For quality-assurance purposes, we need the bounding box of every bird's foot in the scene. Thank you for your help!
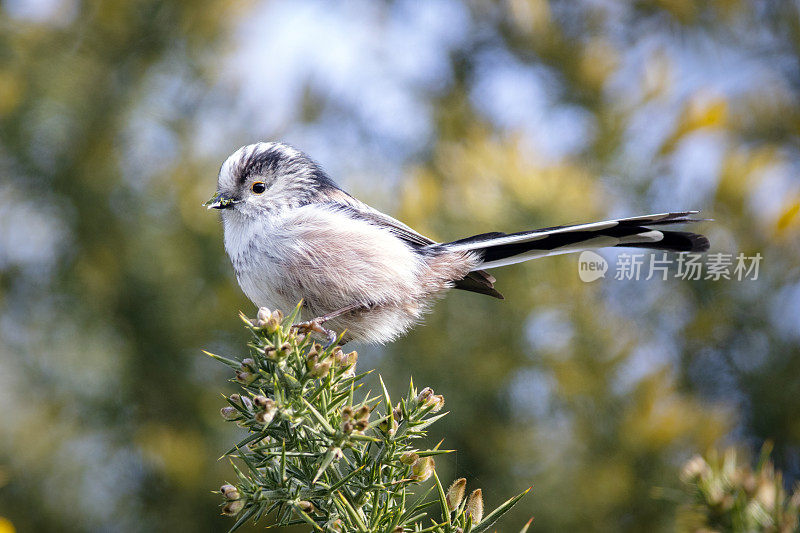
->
[293,319,339,348]
[292,303,364,348]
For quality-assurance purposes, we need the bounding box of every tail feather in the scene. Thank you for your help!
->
[454,270,505,299]
[623,231,709,253]
[438,211,710,272]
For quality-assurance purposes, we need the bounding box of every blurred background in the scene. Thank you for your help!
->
[1,0,799,531]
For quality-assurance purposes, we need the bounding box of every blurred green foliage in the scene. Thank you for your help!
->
[0,0,799,532]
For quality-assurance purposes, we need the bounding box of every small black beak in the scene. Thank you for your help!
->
[204,191,240,210]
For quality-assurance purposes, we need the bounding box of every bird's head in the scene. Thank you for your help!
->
[205,142,340,217]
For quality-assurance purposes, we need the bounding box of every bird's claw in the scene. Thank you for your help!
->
[293,319,339,348]
[294,319,325,334]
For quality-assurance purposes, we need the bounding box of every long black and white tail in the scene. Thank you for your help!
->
[444,211,709,269]
[435,212,709,299]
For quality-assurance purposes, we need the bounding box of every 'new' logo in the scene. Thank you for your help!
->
[578,251,608,282]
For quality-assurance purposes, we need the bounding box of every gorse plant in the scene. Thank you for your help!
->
[208,303,531,532]
[678,444,800,532]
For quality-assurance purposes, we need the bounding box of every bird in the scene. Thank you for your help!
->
[206,142,709,345]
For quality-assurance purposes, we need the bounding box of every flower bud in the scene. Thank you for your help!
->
[356,405,370,420]
[341,351,358,377]
[220,406,238,420]
[416,387,444,412]
[333,348,356,368]
[310,359,332,378]
[466,489,483,523]
[222,499,244,516]
[305,351,318,371]
[220,484,240,500]
[342,406,354,421]
[400,451,419,465]
[428,395,445,412]
[255,408,276,426]
[264,316,281,334]
[240,395,253,410]
[354,419,368,432]
[229,394,241,403]
[411,456,435,482]
[446,478,466,511]
[267,344,290,360]
[331,346,344,361]
[297,500,314,512]
[680,455,710,483]
[341,420,354,434]
[241,358,255,371]
[256,307,271,327]
[416,387,433,404]
[253,395,270,409]
[306,344,322,361]
[235,371,256,384]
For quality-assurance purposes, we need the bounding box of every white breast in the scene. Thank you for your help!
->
[222,211,290,310]
[221,205,424,314]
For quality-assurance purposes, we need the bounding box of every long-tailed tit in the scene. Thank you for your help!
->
[206,142,709,344]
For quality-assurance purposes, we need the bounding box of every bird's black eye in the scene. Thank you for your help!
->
[251,181,266,194]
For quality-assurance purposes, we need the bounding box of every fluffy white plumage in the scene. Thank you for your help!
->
[223,203,467,343]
